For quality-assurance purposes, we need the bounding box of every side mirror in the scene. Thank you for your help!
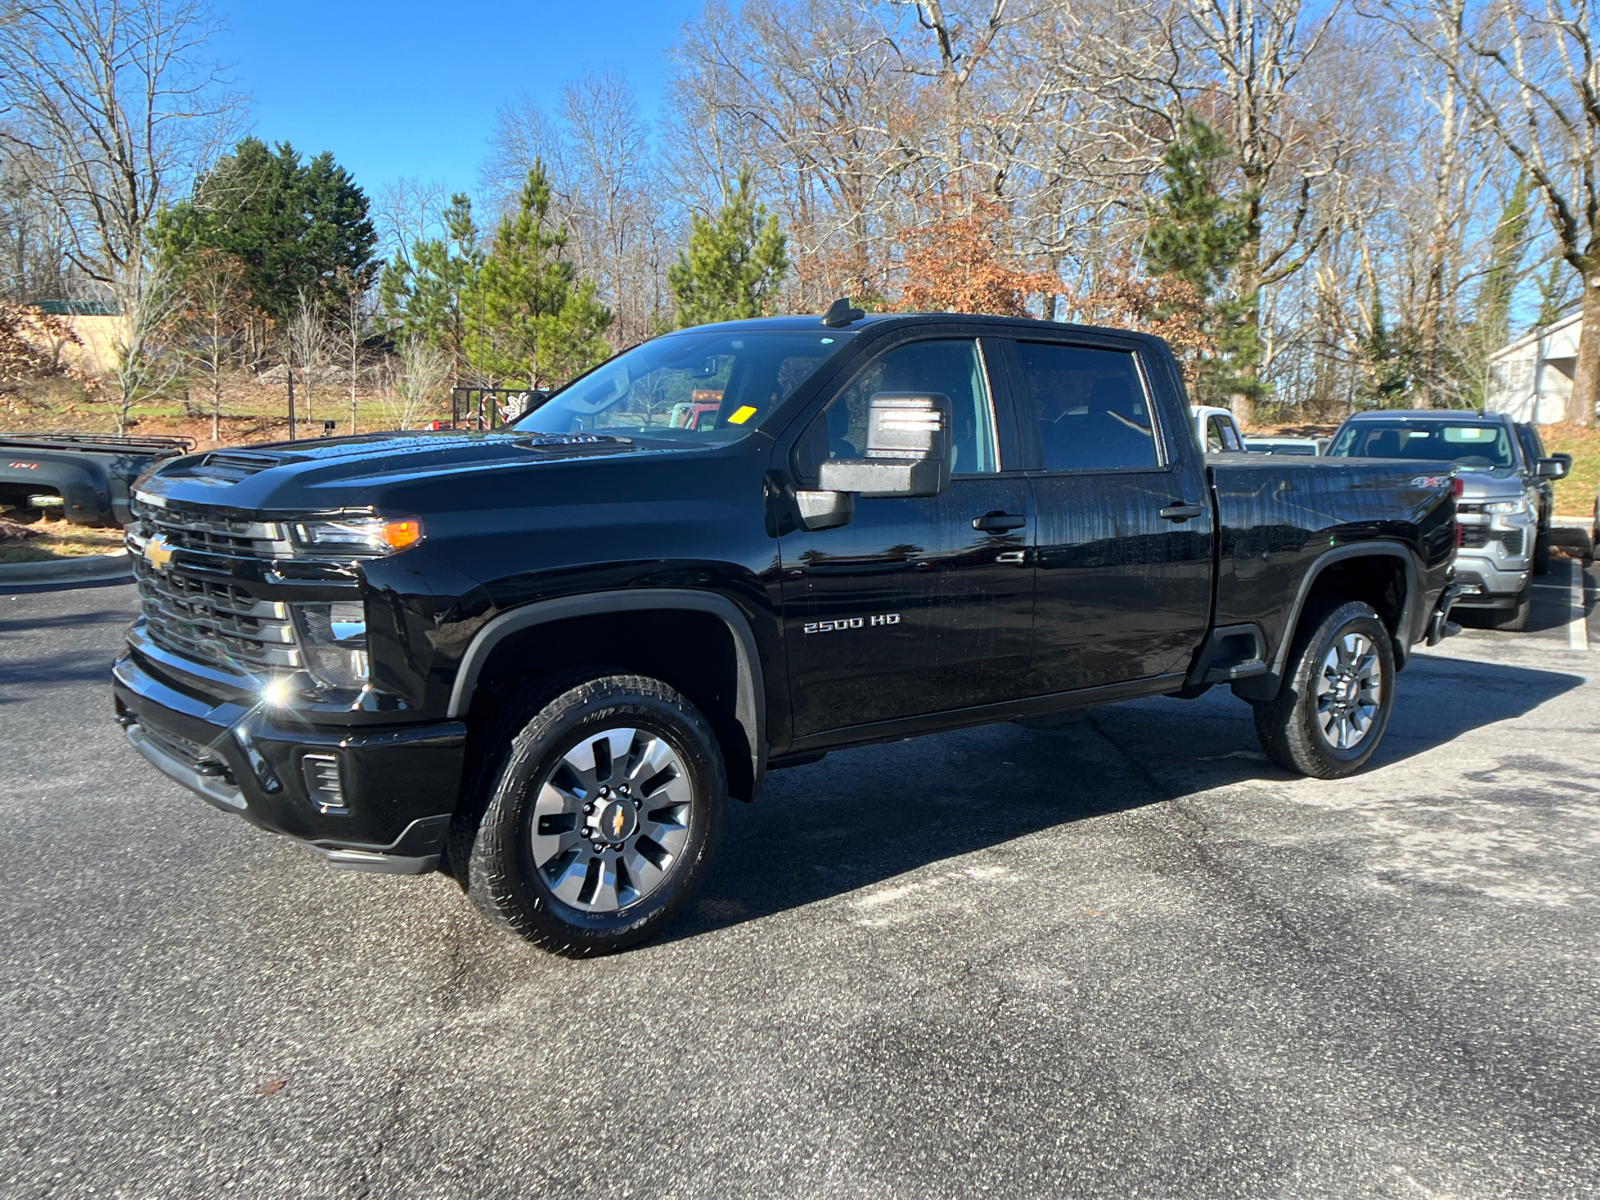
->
[817,392,953,499]
[1535,456,1568,479]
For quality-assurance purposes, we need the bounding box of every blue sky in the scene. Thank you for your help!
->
[212,1,703,196]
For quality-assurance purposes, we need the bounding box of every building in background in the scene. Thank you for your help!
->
[28,299,121,374]
[1487,310,1582,424]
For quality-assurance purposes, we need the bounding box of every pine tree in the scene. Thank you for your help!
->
[668,167,788,327]
[464,164,611,388]
[1141,115,1262,409]
[379,193,484,377]
[1464,175,1532,408]
[153,137,377,323]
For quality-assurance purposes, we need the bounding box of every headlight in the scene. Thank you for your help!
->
[294,601,369,689]
[291,515,423,555]
[1483,498,1529,516]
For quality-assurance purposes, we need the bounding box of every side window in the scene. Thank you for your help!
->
[800,339,997,479]
[1014,342,1160,471]
[1209,415,1242,452]
[1516,425,1540,467]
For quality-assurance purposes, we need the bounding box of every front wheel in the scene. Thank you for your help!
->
[1253,601,1396,778]
[464,673,725,956]
[1489,587,1532,632]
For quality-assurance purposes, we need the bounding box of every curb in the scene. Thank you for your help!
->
[0,549,132,587]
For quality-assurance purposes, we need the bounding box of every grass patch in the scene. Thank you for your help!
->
[0,518,126,564]
[1541,426,1600,518]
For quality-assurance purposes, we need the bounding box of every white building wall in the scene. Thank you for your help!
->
[1487,310,1581,424]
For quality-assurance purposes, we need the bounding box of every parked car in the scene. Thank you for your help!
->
[114,309,1458,956]
[1244,436,1322,456]
[1327,409,1566,631]
[1514,422,1572,573]
[1192,403,1246,452]
[0,433,192,526]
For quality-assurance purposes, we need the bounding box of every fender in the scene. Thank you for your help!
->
[1238,542,1424,703]
[446,587,767,800]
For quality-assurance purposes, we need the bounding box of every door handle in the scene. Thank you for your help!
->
[995,550,1027,565]
[973,511,1027,532]
[1160,501,1204,522]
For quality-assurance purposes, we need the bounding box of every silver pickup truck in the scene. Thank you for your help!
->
[1327,410,1568,630]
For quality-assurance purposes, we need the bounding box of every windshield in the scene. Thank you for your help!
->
[1329,419,1515,469]
[514,329,858,445]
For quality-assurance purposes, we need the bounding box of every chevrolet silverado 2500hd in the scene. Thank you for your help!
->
[113,308,1460,955]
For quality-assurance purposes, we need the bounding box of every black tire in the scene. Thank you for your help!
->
[460,672,725,957]
[1489,587,1532,632]
[1533,531,1552,575]
[1253,601,1396,779]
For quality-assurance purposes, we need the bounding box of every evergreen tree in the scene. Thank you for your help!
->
[378,193,484,376]
[153,137,377,323]
[1141,115,1262,408]
[668,167,788,327]
[464,164,611,387]
[1359,293,1413,406]
[1464,176,1532,408]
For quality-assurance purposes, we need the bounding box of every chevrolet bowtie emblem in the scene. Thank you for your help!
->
[610,808,626,838]
[142,533,175,573]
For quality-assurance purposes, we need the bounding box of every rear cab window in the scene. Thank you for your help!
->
[1010,341,1163,472]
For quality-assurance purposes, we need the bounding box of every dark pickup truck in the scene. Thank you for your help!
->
[113,309,1460,955]
[1,433,192,525]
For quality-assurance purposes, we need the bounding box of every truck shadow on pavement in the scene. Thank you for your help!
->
[0,606,133,703]
[668,652,1584,941]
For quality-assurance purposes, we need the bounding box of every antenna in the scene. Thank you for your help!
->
[820,297,866,328]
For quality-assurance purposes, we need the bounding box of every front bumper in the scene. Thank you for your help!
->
[112,649,466,874]
[1450,556,1530,609]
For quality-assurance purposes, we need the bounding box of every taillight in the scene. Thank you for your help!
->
[1452,475,1464,547]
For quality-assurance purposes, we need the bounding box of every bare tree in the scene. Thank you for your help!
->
[379,338,449,430]
[108,257,182,436]
[288,290,332,434]
[1364,0,1600,425]
[0,0,241,305]
[177,247,247,442]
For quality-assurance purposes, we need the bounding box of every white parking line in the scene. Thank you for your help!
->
[1571,558,1590,652]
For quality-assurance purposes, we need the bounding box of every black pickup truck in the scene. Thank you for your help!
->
[112,309,1459,955]
[1,433,192,525]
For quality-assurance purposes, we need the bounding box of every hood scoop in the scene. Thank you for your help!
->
[184,449,295,483]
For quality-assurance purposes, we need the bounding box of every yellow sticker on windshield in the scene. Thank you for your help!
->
[727,405,759,425]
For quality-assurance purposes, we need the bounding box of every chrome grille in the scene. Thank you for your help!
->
[129,503,301,672]
[133,502,290,568]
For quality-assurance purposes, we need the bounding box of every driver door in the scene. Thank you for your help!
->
[779,336,1034,738]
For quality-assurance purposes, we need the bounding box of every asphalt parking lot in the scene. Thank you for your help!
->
[1,567,1597,1199]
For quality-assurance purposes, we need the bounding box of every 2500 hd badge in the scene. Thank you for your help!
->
[805,613,901,634]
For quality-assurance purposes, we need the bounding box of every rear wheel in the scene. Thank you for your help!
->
[461,673,725,956]
[1254,601,1396,778]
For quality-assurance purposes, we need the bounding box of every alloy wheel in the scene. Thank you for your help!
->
[529,727,693,913]
[1314,632,1382,750]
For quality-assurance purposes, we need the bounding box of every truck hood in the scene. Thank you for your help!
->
[1454,471,1526,502]
[135,430,641,512]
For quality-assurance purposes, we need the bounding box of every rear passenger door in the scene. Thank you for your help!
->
[999,336,1214,694]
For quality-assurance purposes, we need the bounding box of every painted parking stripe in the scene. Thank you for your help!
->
[1571,558,1590,652]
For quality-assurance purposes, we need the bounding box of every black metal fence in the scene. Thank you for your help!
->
[442,387,548,432]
